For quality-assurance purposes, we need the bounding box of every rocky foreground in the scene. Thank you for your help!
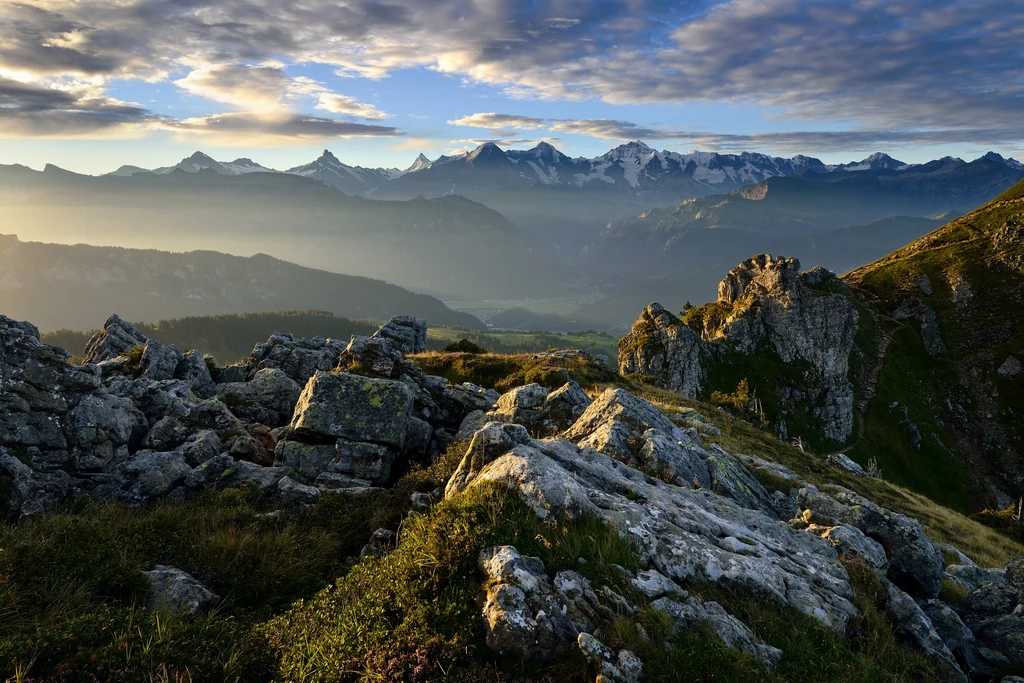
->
[1,312,1022,681]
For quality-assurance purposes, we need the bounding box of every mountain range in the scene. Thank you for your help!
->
[0,234,483,332]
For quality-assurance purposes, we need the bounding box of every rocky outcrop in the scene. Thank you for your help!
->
[619,255,859,444]
[0,312,490,515]
[618,303,706,397]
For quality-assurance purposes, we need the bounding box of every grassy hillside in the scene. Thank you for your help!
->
[844,179,1024,510]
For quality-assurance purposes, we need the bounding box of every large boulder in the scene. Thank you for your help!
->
[336,335,404,378]
[174,349,216,398]
[248,332,348,385]
[884,582,966,681]
[83,314,147,364]
[372,315,427,355]
[651,596,783,668]
[563,388,773,512]
[216,368,303,427]
[798,484,944,598]
[143,565,219,614]
[289,371,415,449]
[449,423,859,631]
[618,303,707,397]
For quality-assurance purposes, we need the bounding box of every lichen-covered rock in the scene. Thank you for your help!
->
[884,582,966,681]
[809,525,889,573]
[143,565,219,614]
[83,314,147,364]
[216,368,302,427]
[290,371,415,449]
[337,335,404,378]
[174,349,216,398]
[1006,555,1024,601]
[798,484,944,598]
[564,389,773,512]
[477,545,577,661]
[919,599,998,679]
[618,303,706,397]
[451,426,859,631]
[651,595,783,668]
[443,382,501,414]
[248,332,347,384]
[542,380,592,427]
[446,422,532,497]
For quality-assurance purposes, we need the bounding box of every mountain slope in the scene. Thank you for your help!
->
[843,178,1024,509]
[0,234,484,331]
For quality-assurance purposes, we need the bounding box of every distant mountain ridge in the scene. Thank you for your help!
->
[98,142,1024,200]
[0,234,484,332]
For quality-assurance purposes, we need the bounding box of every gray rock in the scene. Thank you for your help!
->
[651,595,783,668]
[974,614,1024,667]
[919,599,997,679]
[248,332,348,384]
[216,363,248,384]
[884,582,966,681]
[290,371,415,449]
[618,303,707,398]
[543,380,592,428]
[337,335,404,378]
[811,525,889,572]
[372,316,427,355]
[179,430,223,466]
[118,450,191,501]
[998,356,1022,378]
[139,340,183,382]
[83,314,147,364]
[455,409,489,441]
[829,453,866,475]
[216,368,302,427]
[278,476,321,504]
[275,438,395,485]
[478,545,577,662]
[1007,556,1024,601]
[444,382,501,414]
[445,422,532,497]
[174,349,216,398]
[496,384,548,412]
[143,565,218,614]
[451,430,859,631]
[946,564,1005,591]
[143,416,190,451]
[798,484,944,598]
[631,569,687,599]
[233,461,292,492]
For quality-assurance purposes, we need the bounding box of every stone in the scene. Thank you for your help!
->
[651,596,783,668]
[998,356,1022,378]
[179,430,223,466]
[620,255,859,444]
[278,476,321,504]
[444,382,501,414]
[810,525,889,573]
[830,453,866,476]
[216,368,303,427]
[445,422,532,497]
[290,371,415,449]
[143,565,219,614]
[946,564,1005,591]
[452,433,859,631]
[631,569,687,599]
[884,582,966,681]
[919,599,997,679]
[143,416,190,451]
[139,339,183,382]
[1006,556,1024,601]
[83,314,147,364]
[798,484,944,598]
[477,545,577,662]
[216,363,248,384]
[496,383,548,412]
[456,409,489,441]
[116,450,192,502]
[618,303,707,398]
[542,380,592,426]
[248,332,348,384]
[973,614,1024,667]
[337,335,404,378]
[371,315,427,354]
[174,349,216,398]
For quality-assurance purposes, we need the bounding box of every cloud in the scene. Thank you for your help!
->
[0,76,160,136]
[170,112,401,142]
[314,93,387,119]
[449,112,687,141]
[1,0,1022,149]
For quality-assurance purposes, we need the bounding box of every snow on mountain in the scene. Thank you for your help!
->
[108,152,278,177]
[405,154,433,173]
[284,149,401,194]
[831,152,909,172]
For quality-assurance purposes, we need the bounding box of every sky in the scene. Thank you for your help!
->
[1,0,1022,175]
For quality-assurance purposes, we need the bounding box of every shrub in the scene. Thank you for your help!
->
[442,338,487,354]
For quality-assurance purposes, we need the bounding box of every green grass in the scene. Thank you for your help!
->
[846,326,976,512]
[412,350,624,392]
[428,326,619,359]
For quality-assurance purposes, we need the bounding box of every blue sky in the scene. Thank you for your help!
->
[1,0,1021,174]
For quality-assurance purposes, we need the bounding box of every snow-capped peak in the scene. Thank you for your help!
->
[405,153,433,173]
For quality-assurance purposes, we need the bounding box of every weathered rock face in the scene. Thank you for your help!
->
[449,423,860,632]
[0,312,482,514]
[84,314,147,363]
[619,255,859,444]
[143,565,219,614]
[618,303,706,397]
[372,315,427,355]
